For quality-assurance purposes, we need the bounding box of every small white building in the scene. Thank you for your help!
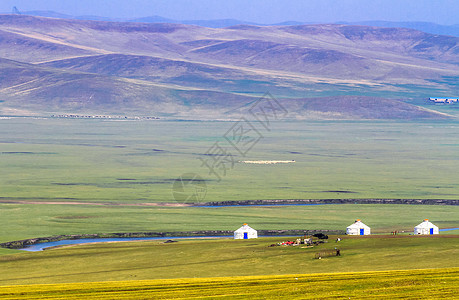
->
[414,219,439,235]
[429,97,459,104]
[234,223,258,239]
[346,219,371,235]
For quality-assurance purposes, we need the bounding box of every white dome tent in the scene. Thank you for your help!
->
[346,219,371,235]
[234,223,258,239]
[414,219,439,235]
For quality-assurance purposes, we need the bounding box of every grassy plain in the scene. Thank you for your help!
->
[0,204,458,243]
[2,118,459,203]
[1,118,459,296]
[1,268,458,299]
[0,236,458,285]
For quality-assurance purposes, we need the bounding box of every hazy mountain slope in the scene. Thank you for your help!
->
[0,57,260,117]
[279,25,459,65]
[2,15,458,68]
[189,38,407,80]
[16,11,459,37]
[282,96,450,119]
[38,54,247,81]
[36,54,296,95]
[0,15,458,119]
[0,57,168,113]
[0,57,449,119]
[0,15,214,60]
[341,21,459,38]
[0,29,95,63]
[4,15,453,89]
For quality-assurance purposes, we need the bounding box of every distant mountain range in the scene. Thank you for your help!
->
[0,14,458,119]
[7,10,459,37]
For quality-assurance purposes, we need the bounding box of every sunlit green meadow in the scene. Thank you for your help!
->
[2,118,459,203]
[0,203,458,244]
[1,118,459,296]
[0,236,458,285]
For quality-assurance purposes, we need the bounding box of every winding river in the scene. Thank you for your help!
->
[21,236,231,252]
[19,228,459,252]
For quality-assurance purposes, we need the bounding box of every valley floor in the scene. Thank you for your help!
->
[3,119,459,203]
[1,118,459,297]
[0,236,458,285]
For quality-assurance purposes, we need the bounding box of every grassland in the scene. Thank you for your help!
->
[0,268,457,299]
[2,118,459,203]
[0,204,458,244]
[1,118,459,296]
[0,236,458,285]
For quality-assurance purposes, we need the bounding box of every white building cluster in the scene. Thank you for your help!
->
[429,97,459,104]
[345,219,440,235]
[233,219,440,240]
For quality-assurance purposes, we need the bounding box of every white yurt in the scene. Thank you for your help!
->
[234,223,258,239]
[414,219,439,235]
[346,219,371,235]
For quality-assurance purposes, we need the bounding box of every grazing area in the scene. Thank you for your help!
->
[2,118,459,203]
[1,268,458,299]
[0,236,458,285]
[0,204,458,244]
[1,115,458,297]
[1,5,459,299]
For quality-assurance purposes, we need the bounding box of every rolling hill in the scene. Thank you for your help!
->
[14,11,459,37]
[0,14,458,119]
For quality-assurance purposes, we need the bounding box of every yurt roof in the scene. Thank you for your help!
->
[347,220,370,229]
[415,219,438,228]
[235,224,256,232]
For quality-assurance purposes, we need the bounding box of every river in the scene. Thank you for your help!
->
[21,236,232,252]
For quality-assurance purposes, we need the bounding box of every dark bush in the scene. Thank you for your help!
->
[313,233,329,239]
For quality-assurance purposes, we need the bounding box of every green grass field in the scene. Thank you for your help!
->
[0,236,458,285]
[1,118,459,297]
[1,268,458,299]
[0,204,458,244]
[2,118,459,203]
